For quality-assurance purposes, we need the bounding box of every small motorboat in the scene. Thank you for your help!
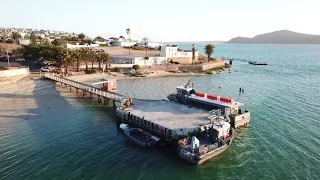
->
[120,123,160,148]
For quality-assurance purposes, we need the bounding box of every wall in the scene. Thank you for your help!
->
[133,57,167,66]
[201,60,225,71]
[66,43,99,49]
[168,57,199,64]
[141,64,180,72]
[113,41,137,47]
[0,67,30,77]
[178,61,225,71]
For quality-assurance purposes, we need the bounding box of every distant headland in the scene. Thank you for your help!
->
[226,30,320,44]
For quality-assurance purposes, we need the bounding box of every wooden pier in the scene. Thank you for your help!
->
[44,74,130,105]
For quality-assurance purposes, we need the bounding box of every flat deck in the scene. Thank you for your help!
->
[125,100,211,135]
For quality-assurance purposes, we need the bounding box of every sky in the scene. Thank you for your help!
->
[1,0,320,42]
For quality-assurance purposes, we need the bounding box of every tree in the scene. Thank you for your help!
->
[43,39,50,46]
[132,64,141,71]
[144,56,149,66]
[1,31,6,43]
[30,32,37,45]
[100,53,110,72]
[71,49,82,72]
[38,36,43,44]
[192,44,196,65]
[80,47,93,71]
[5,39,15,44]
[95,36,105,42]
[126,28,131,55]
[90,51,96,70]
[62,49,74,75]
[204,44,215,62]
[52,39,66,46]
[142,37,149,56]
[78,33,86,41]
[12,32,22,44]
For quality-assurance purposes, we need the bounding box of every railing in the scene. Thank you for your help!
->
[44,74,127,102]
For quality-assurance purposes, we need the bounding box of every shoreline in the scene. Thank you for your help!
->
[67,70,223,82]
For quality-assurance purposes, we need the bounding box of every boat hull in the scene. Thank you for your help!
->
[124,128,158,148]
[178,134,235,165]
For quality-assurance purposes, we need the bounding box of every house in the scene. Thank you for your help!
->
[137,42,163,49]
[110,55,167,68]
[112,38,137,47]
[160,45,199,64]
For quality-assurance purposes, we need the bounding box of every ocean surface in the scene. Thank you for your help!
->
[1,44,320,180]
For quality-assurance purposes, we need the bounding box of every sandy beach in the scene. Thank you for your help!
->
[67,71,210,83]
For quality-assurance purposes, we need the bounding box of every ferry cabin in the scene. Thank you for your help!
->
[175,85,242,116]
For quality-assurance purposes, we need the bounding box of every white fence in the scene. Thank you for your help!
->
[44,74,127,102]
[66,43,100,49]
[0,67,30,78]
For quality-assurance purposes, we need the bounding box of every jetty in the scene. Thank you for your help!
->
[44,74,251,164]
[222,57,268,65]
[44,74,131,105]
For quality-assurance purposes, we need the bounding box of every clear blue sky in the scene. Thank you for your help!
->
[1,0,319,41]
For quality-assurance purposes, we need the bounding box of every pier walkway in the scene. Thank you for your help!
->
[44,74,129,103]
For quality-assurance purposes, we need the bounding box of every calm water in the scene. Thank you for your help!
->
[1,44,320,180]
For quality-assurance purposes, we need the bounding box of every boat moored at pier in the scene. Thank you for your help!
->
[177,114,235,165]
[167,80,250,129]
[120,123,161,148]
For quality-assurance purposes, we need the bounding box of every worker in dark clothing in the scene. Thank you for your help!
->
[239,88,242,93]
[242,88,244,94]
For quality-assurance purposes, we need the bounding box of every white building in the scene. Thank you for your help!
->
[110,55,167,68]
[160,45,199,58]
[160,45,199,64]
[113,40,137,47]
[137,42,163,49]
[20,39,30,45]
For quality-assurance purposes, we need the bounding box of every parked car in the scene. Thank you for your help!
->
[41,67,50,72]
[40,66,56,72]
[16,58,25,62]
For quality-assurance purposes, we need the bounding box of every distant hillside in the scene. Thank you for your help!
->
[227,30,320,44]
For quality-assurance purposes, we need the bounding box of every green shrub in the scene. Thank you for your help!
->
[132,64,141,71]
[85,69,97,74]
[5,39,16,44]
[169,60,179,64]
[113,67,121,72]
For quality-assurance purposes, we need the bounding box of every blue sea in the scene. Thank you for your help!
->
[1,44,320,180]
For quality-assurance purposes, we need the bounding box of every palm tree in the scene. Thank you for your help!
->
[142,37,149,56]
[12,32,21,44]
[192,44,196,65]
[99,53,110,72]
[126,28,131,55]
[78,33,86,41]
[63,49,74,75]
[71,49,82,72]
[205,44,215,62]
[90,51,96,70]
[80,47,92,71]
[30,32,37,45]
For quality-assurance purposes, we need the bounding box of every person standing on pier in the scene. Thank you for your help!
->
[242,88,244,94]
[218,84,221,90]
[239,88,242,93]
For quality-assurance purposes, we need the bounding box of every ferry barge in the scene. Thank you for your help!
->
[116,81,250,165]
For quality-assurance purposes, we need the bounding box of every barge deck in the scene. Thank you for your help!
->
[117,99,214,141]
